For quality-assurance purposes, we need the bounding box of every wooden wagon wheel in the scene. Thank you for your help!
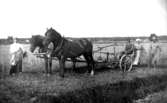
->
[119,54,133,72]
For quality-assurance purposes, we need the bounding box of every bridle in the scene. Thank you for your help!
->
[46,37,65,57]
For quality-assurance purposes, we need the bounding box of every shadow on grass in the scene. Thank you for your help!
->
[63,62,120,75]
[35,74,167,103]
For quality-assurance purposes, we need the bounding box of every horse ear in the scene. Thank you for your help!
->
[46,28,48,31]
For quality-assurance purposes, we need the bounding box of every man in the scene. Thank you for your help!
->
[119,39,136,59]
[9,38,25,75]
[124,39,135,55]
[148,34,161,69]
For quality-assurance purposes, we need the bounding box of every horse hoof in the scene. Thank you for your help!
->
[90,70,94,76]
[47,74,50,77]
[43,74,46,76]
[12,73,16,76]
[59,74,64,78]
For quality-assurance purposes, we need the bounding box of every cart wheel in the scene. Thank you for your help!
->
[119,54,133,72]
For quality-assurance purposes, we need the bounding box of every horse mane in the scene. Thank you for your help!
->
[46,28,62,39]
[30,35,45,48]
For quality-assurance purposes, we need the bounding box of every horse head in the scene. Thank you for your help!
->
[30,35,44,53]
[43,27,62,49]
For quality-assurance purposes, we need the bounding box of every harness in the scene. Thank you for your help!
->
[47,37,65,57]
[54,38,65,56]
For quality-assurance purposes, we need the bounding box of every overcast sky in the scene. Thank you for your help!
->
[0,0,166,38]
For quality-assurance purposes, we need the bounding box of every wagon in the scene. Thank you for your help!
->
[93,43,136,72]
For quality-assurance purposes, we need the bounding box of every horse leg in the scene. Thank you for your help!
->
[73,61,76,72]
[45,58,49,75]
[89,53,95,76]
[9,65,15,75]
[18,59,22,73]
[83,54,90,73]
[83,53,94,76]
[71,58,76,72]
[46,58,52,76]
[16,62,20,74]
[48,58,52,75]
[154,60,157,70]
[59,56,65,77]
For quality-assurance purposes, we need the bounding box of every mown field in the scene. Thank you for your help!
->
[0,41,167,103]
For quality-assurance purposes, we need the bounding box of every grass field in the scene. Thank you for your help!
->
[0,41,167,103]
[1,41,167,73]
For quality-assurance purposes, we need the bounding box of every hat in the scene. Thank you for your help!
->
[136,38,141,42]
[149,33,158,42]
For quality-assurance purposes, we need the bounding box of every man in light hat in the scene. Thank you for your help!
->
[9,37,26,75]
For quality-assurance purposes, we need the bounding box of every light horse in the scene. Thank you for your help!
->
[43,28,95,77]
[30,35,53,75]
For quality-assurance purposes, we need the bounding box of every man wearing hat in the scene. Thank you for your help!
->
[148,33,161,69]
[9,37,26,75]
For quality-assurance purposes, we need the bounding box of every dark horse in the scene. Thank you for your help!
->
[43,28,95,77]
[30,35,52,75]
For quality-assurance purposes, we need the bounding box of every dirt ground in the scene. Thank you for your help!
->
[1,66,167,103]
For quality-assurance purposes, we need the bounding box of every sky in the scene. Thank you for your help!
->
[0,0,166,38]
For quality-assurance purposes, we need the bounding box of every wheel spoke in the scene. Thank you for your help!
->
[119,54,133,72]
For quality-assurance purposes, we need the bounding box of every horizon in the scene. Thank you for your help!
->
[0,33,166,39]
[2,34,167,39]
[0,0,166,38]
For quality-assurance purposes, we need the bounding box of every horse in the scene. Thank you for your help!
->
[43,28,95,77]
[30,35,52,75]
